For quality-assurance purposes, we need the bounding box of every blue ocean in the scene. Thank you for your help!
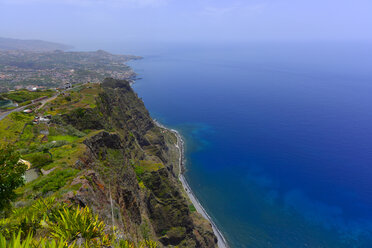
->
[112,42,372,247]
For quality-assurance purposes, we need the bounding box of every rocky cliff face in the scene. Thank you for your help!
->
[62,78,217,247]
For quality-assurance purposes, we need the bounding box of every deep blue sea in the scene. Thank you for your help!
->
[112,42,372,247]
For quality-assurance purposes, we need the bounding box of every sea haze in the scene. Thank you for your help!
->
[116,42,372,247]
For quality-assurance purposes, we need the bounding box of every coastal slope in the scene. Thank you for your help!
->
[0,78,217,247]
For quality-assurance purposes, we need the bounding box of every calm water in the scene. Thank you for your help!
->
[120,43,372,247]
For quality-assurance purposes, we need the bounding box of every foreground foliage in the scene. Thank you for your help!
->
[0,145,27,214]
[43,206,108,245]
[0,232,73,248]
[0,233,159,248]
[0,197,159,248]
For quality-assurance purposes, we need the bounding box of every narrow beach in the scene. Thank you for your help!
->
[155,121,229,248]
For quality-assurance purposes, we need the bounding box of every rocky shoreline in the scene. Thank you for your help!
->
[154,120,229,248]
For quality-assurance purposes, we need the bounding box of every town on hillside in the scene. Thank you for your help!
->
[0,49,141,92]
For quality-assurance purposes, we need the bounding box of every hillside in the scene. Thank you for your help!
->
[0,37,72,51]
[0,79,217,247]
[0,49,141,92]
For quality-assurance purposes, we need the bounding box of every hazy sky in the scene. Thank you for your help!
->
[0,0,371,47]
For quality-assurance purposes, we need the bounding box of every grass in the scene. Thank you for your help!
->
[30,168,79,194]
[188,204,196,212]
[133,160,165,177]
[50,143,85,166]
[0,90,54,103]
[138,160,165,172]
[0,85,101,200]
[134,160,165,183]
[48,135,79,143]
[0,112,33,143]
[43,83,101,116]
[22,152,52,169]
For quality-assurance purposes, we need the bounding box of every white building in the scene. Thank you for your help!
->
[64,82,72,90]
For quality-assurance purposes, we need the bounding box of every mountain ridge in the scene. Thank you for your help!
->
[0,37,73,51]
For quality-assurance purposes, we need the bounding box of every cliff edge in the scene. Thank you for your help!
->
[0,78,217,247]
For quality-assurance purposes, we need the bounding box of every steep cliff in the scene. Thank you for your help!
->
[58,78,218,247]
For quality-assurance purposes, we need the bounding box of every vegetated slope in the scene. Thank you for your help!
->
[0,79,217,247]
[0,37,72,51]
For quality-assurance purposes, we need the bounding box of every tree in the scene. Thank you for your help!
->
[0,145,27,214]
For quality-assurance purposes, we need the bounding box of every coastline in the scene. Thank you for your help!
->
[154,120,229,248]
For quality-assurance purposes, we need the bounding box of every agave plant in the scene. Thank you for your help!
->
[31,197,57,213]
[0,232,75,248]
[43,206,109,245]
[34,238,75,248]
[0,232,33,248]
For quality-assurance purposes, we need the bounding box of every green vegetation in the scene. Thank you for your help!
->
[0,112,33,143]
[133,160,165,183]
[1,90,54,104]
[48,135,79,143]
[26,153,53,169]
[188,204,196,212]
[0,197,158,247]
[0,100,14,108]
[0,233,72,248]
[0,145,27,214]
[43,206,108,245]
[31,168,78,194]
[138,160,165,172]
[0,233,159,248]
[0,80,215,248]
[41,85,102,125]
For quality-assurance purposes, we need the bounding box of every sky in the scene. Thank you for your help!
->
[0,0,371,49]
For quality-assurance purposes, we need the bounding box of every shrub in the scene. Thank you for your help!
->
[28,153,53,169]
[32,169,78,194]
[0,145,27,213]
[188,204,196,212]
[65,125,85,138]
[43,206,109,246]
[0,232,75,248]
[1,90,53,104]
[0,197,62,239]
[0,228,158,248]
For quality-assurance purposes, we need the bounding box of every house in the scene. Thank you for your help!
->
[25,85,40,91]
[38,116,51,123]
[63,82,72,90]
[23,109,33,113]
[32,115,51,124]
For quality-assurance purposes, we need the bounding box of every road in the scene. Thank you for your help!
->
[0,94,58,121]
